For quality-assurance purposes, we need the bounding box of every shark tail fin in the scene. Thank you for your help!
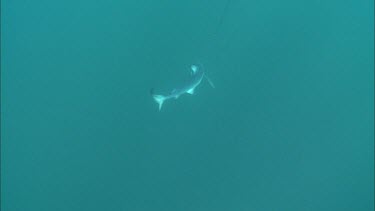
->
[152,94,166,111]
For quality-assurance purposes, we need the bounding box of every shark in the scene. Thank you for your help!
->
[151,64,215,110]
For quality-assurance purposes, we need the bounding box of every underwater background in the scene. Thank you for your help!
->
[2,0,374,210]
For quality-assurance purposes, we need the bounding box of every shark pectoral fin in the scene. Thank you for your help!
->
[205,75,215,88]
[187,88,195,95]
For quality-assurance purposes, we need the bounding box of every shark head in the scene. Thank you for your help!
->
[190,65,199,74]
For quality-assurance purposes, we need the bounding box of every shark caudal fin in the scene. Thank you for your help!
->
[152,94,166,111]
[150,88,166,110]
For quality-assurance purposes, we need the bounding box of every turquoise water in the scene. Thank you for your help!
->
[2,0,374,210]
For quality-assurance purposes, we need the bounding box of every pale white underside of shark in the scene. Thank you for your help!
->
[151,64,214,110]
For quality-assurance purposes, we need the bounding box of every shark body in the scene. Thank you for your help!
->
[151,64,214,110]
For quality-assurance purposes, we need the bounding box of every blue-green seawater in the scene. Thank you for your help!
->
[2,0,374,210]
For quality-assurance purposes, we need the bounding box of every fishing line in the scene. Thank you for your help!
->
[214,0,232,37]
[194,0,233,73]
[201,0,232,59]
